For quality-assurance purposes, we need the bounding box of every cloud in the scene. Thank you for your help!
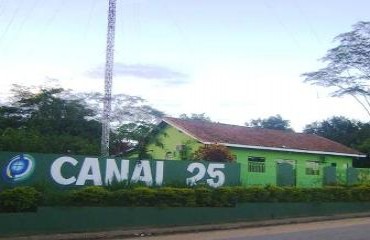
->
[87,63,188,85]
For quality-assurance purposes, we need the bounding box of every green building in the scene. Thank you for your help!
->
[147,117,365,187]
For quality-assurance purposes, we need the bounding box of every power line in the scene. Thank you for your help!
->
[0,1,6,17]
[83,0,98,41]
[40,0,65,36]
[291,1,322,44]
[4,0,42,51]
[0,0,25,46]
[263,0,301,49]
[157,0,194,57]
[24,0,65,56]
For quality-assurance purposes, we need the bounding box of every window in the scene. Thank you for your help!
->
[306,161,320,175]
[248,157,265,173]
[176,144,185,152]
[165,151,173,160]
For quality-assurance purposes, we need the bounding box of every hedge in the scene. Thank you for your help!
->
[3,185,370,212]
[0,187,41,212]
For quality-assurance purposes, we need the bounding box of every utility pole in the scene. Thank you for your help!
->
[101,0,117,156]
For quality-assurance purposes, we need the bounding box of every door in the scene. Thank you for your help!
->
[276,160,296,187]
[323,166,337,185]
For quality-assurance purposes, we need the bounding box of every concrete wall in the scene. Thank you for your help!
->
[2,203,370,236]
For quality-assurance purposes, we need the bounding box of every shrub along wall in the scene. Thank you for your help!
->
[3,185,370,212]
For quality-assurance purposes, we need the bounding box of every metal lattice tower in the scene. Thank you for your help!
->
[101,0,117,156]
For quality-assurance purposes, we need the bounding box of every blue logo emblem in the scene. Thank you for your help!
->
[3,154,35,182]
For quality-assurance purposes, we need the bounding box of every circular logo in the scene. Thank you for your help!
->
[3,154,35,182]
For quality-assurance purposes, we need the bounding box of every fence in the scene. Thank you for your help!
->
[0,151,240,189]
[0,151,369,189]
[2,203,370,236]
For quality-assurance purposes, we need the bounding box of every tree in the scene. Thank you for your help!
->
[76,92,165,156]
[245,115,293,131]
[0,85,101,154]
[193,144,234,162]
[302,21,370,117]
[3,85,101,139]
[303,116,361,147]
[303,116,370,167]
[0,83,165,156]
[112,121,156,158]
[179,113,211,122]
[78,92,164,127]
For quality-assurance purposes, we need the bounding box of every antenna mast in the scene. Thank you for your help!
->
[101,0,117,156]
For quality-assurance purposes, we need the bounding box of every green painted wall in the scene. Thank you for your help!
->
[230,148,352,187]
[148,124,354,187]
[147,124,201,160]
[0,151,240,189]
[2,203,370,236]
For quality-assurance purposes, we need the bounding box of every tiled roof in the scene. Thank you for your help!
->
[163,117,364,157]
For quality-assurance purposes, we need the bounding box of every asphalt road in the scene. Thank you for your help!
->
[119,217,370,240]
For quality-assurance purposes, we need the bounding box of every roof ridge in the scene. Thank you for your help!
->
[165,116,303,134]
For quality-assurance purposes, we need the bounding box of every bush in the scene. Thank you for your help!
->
[350,185,370,201]
[0,187,41,212]
[324,186,351,202]
[4,185,370,212]
[233,187,270,202]
[194,187,213,207]
[193,144,235,162]
[131,187,157,206]
[66,186,111,206]
[211,187,237,207]
[155,187,196,207]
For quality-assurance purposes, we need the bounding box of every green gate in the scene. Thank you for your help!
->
[347,167,359,185]
[323,166,336,185]
[276,162,295,187]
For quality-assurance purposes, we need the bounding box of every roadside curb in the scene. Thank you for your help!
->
[3,212,370,240]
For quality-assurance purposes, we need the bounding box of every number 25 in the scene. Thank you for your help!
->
[186,163,225,187]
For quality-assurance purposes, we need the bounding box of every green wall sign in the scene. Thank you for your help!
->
[0,152,240,189]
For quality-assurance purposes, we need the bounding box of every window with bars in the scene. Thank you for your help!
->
[305,161,320,175]
[248,157,265,173]
[165,151,173,160]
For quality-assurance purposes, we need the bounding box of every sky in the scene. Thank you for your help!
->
[0,0,370,131]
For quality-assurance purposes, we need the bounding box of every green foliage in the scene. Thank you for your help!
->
[179,113,212,122]
[0,83,164,156]
[303,116,370,166]
[350,185,370,201]
[130,187,157,206]
[155,187,196,207]
[0,187,41,212]
[303,116,361,147]
[211,187,237,207]
[113,121,156,158]
[0,85,101,155]
[245,115,293,131]
[6,185,370,212]
[194,187,213,207]
[66,186,111,206]
[0,128,100,154]
[193,144,235,162]
[232,186,270,202]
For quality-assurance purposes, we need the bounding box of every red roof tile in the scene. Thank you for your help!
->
[163,117,363,157]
